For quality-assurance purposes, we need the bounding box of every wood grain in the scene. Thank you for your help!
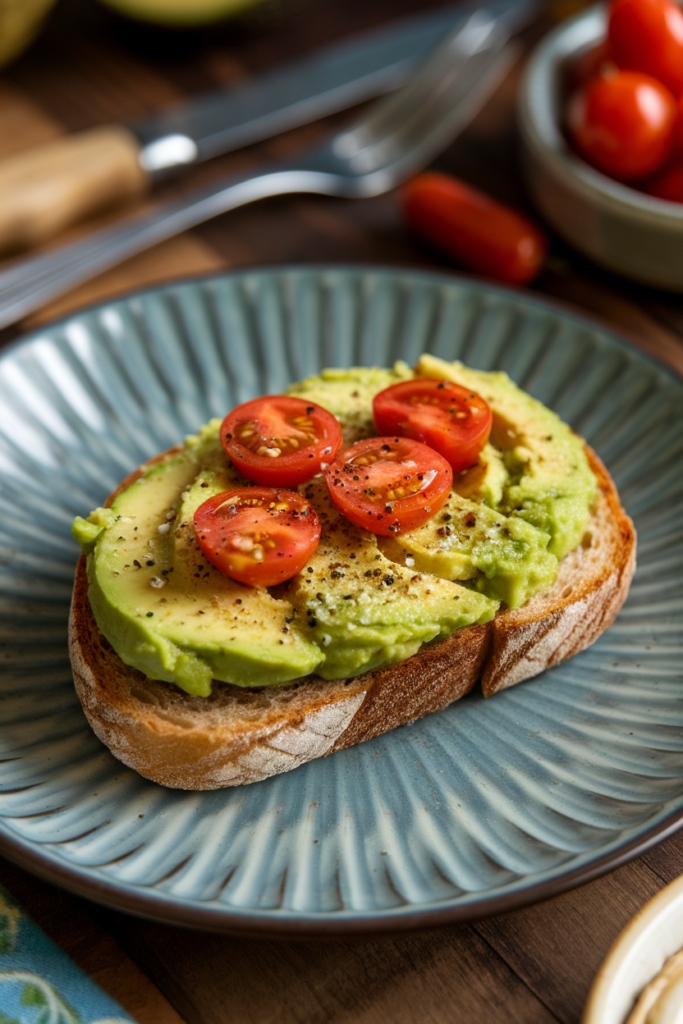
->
[0,83,61,158]
[96,910,561,1024]
[476,861,665,1024]
[641,830,683,885]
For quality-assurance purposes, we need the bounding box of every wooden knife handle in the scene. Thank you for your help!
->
[0,126,150,252]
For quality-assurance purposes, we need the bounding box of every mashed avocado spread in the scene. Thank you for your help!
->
[72,357,597,697]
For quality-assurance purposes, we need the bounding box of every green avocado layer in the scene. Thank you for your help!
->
[72,360,596,695]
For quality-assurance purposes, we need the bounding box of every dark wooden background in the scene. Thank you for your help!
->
[2,0,683,1021]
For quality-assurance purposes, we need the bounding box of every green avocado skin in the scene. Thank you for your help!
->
[72,361,596,696]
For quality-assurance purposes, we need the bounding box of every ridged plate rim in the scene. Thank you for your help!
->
[1,264,681,937]
[3,794,683,936]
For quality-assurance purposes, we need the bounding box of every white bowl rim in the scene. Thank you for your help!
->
[519,3,683,227]
[583,874,683,1024]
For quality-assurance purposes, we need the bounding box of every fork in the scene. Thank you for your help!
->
[0,13,516,331]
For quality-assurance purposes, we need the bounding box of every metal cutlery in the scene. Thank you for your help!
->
[0,12,517,330]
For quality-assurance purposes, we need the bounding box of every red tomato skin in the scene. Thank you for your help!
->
[372,379,492,473]
[608,0,683,97]
[401,173,547,285]
[567,70,677,181]
[674,92,683,155]
[644,160,683,200]
[194,487,321,587]
[221,396,342,488]
[325,437,453,537]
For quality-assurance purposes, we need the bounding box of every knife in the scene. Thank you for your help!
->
[0,0,537,255]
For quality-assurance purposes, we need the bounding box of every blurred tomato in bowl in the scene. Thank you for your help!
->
[519,3,683,290]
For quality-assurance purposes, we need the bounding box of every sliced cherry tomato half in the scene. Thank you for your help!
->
[325,437,453,537]
[373,378,492,474]
[221,396,342,488]
[194,487,321,587]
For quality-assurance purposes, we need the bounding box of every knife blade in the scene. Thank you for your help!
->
[133,0,538,174]
[0,16,521,330]
[0,0,537,254]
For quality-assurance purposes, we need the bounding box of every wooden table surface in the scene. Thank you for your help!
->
[2,1,683,1021]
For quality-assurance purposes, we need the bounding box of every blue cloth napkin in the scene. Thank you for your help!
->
[0,884,136,1024]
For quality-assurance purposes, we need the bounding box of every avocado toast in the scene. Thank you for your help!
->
[69,356,635,789]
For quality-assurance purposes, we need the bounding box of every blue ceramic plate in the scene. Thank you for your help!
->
[0,267,681,936]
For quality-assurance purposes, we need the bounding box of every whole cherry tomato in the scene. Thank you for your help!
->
[221,395,342,488]
[372,378,492,473]
[608,0,683,97]
[325,436,453,536]
[567,70,677,180]
[401,173,547,284]
[194,487,321,587]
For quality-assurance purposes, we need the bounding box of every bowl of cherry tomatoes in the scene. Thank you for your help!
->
[519,0,683,289]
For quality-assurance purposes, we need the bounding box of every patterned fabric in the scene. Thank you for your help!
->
[0,886,135,1024]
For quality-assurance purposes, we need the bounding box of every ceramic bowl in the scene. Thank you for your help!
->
[518,5,683,290]
[583,875,683,1023]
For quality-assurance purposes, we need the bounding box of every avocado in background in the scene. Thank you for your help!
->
[96,0,267,26]
[0,0,56,68]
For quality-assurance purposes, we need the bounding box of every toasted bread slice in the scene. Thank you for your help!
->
[68,446,634,790]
